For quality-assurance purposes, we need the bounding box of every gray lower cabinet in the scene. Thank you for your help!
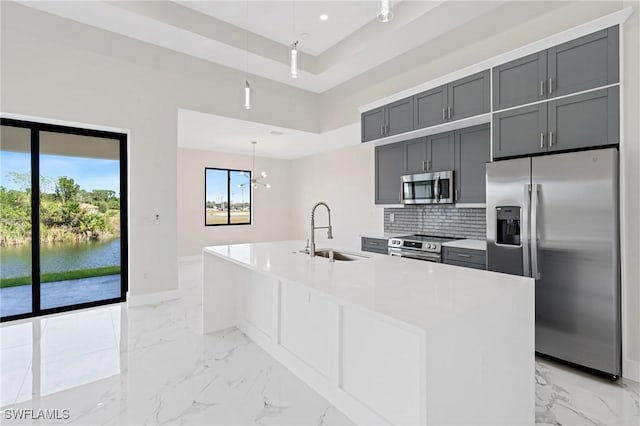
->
[548,87,619,152]
[454,124,490,203]
[494,87,619,158]
[548,26,619,98]
[375,143,404,204]
[361,237,389,255]
[493,51,547,110]
[448,70,491,121]
[442,246,486,270]
[362,108,385,142]
[493,103,548,159]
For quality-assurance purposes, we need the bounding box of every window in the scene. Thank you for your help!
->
[205,168,251,226]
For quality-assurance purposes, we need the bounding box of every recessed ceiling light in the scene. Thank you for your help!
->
[270,130,284,135]
[319,14,328,21]
[301,32,310,39]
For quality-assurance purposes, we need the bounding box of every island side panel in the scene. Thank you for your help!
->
[202,251,240,334]
[424,278,535,425]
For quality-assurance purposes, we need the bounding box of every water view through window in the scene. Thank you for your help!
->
[0,122,127,320]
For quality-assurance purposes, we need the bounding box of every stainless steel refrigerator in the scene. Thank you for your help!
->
[486,147,621,378]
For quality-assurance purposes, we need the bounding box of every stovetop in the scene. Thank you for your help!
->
[388,234,459,253]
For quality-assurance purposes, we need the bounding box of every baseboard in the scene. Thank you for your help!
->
[623,358,640,383]
[178,255,201,263]
[126,289,180,308]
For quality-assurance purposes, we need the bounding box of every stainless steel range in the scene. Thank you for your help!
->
[388,234,458,262]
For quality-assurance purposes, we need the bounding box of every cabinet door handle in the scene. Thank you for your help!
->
[540,132,545,149]
[448,107,452,120]
[442,108,446,121]
[380,125,384,136]
[549,131,554,147]
[427,160,431,170]
[455,189,459,200]
[548,78,553,94]
[422,160,426,172]
[385,124,389,135]
[457,254,472,258]
[540,80,544,97]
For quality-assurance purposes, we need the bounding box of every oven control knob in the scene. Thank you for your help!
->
[429,244,435,249]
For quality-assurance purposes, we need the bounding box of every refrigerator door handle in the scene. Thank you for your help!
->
[531,184,540,280]
[522,184,531,278]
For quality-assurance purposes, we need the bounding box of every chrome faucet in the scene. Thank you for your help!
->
[309,202,333,257]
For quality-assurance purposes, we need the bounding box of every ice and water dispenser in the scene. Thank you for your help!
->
[496,206,521,246]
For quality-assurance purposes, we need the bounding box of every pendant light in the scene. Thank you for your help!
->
[244,80,251,110]
[250,141,270,189]
[290,1,299,79]
[377,0,394,22]
[243,0,252,110]
[290,41,299,79]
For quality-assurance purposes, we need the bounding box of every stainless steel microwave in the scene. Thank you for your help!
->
[401,171,455,204]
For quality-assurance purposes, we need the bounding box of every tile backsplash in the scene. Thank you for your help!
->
[384,205,486,239]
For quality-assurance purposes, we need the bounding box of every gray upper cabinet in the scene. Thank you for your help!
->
[493,51,547,110]
[448,70,491,121]
[428,132,455,172]
[493,103,548,159]
[364,70,490,141]
[375,143,404,204]
[404,133,454,174]
[494,86,618,158]
[492,26,619,111]
[548,26,619,98]
[385,97,414,137]
[454,124,490,204]
[548,86,619,152]
[362,108,385,142]
[414,85,448,130]
[404,137,428,174]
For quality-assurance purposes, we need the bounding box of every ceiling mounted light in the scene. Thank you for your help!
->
[290,41,299,79]
[248,141,270,189]
[377,0,394,22]
[319,14,328,21]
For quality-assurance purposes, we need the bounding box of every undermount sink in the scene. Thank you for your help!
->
[298,249,370,261]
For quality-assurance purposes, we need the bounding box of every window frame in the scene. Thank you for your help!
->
[204,167,252,227]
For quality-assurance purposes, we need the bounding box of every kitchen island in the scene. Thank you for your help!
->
[203,241,534,425]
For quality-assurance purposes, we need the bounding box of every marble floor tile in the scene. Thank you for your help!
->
[1,258,638,425]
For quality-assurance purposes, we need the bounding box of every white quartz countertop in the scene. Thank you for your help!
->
[442,239,487,251]
[204,240,531,332]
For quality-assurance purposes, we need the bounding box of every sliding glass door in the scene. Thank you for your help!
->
[0,125,33,318]
[0,119,127,321]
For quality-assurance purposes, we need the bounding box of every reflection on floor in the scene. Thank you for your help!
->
[0,275,121,317]
[1,259,639,425]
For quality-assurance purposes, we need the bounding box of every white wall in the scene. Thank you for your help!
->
[0,3,318,297]
[177,148,294,257]
[289,143,383,250]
